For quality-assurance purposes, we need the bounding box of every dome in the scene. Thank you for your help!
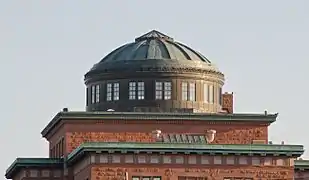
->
[84,30,225,113]
[85,30,221,78]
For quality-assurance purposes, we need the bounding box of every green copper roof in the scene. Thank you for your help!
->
[85,30,219,77]
[5,158,63,179]
[41,111,278,137]
[67,142,303,165]
[295,159,309,170]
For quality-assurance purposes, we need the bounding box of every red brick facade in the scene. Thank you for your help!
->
[90,166,294,180]
[46,120,269,155]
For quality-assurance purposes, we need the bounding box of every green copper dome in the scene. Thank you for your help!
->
[85,30,221,76]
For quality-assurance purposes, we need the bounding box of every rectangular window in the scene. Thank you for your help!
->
[129,82,136,100]
[201,156,210,164]
[189,83,195,101]
[125,155,134,163]
[86,87,89,106]
[156,81,172,100]
[155,82,163,99]
[132,177,161,180]
[106,83,112,101]
[163,156,172,164]
[91,85,95,104]
[182,83,188,100]
[252,157,260,165]
[214,156,222,164]
[188,156,197,164]
[276,158,285,166]
[264,157,272,165]
[95,84,100,103]
[137,155,146,163]
[226,156,235,165]
[113,83,119,100]
[178,177,207,180]
[164,82,172,100]
[209,85,214,103]
[218,87,222,105]
[137,82,145,100]
[204,84,208,103]
[106,83,119,101]
[112,155,121,163]
[41,170,50,177]
[29,170,39,177]
[99,155,108,163]
[53,170,61,178]
[175,156,184,164]
[239,157,248,165]
[150,155,159,163]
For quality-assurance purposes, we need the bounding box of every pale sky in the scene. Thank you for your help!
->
[1,0,309,177]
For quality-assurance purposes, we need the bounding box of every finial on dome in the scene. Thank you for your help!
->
[135,30,174,42]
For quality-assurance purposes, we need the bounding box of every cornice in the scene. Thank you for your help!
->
[41,111,278,138]
[84,67,225,85]
[66,142,304,165]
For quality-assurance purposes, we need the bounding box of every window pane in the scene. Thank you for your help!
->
[218,87,222,105]
[277,158,284,166]
[129,82,136,100]
[95,85,100,103]
[182,83,188,100]
[99,155,108,163]
[163,156,172,164]
[150,155,159,163]
[41,170,50,177]
[113,83,119,100]
[214,156,222,164]
[208,85,214,103]
[125,155,134,163]
[112,155,121,163]
[264,157,272,165]
[138,155,146,163]
[91,86,95,103]
[252,157,260,165]
[155,82,163,99]
[239,157,248,165]
[201,156,209,164]
[29,170,39,177]
[164,82,172,100]
[175,156,184,164]
[189,83,195,101]
[226,156,235,165]
[204,83,208,103]
[188,156,197,164]
[137,82,145,100]
[106,83,112,101]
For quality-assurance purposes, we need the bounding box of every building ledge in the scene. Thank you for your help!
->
[295,159,309,170]
[41,111,278,138]
[67,142,303,165]
[5,158,63,179]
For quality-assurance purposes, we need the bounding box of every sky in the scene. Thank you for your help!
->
[1,0,309,177]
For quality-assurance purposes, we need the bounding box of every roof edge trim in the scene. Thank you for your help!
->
[5,158,63,179]
[41,111,278,138]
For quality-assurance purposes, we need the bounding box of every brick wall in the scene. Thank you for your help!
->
[91,166,294,180]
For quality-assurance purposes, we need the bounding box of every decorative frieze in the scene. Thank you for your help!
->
[66,132,155,153]
[213,126,267,144]
[91,167,294,180]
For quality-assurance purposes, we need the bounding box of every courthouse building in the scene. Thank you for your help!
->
[5,30,309,180]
